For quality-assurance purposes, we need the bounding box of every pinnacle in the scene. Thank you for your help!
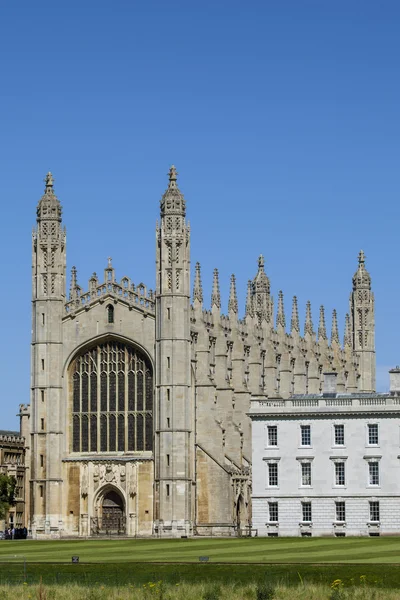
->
[291,296,300,333]
[304,300,314,336]
[318,305,327,340]
[228,274,238,314]
[193,262,203,304]
[344,313,352,347]
[211,268,221,309]
[331,309,340,344]
[276,290,286,329]
[358,249,365,265]
[245,280,254,318]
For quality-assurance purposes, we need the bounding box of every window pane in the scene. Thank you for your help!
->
[268,426,278,446]
[268,463,278,486]
[301,463,311,486]
[269,502,278,522]
[302,502,312,522]
[335,462,345,486]
[369,462,379,485]
[334,424,344,445]
[370,501,380,521]
[301,425,311,446]
[335,501,345,521]
[368,424,378,444]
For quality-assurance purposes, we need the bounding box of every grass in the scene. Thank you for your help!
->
[2,537,400,564]
[0,581,398,599]
[1,538,400,588]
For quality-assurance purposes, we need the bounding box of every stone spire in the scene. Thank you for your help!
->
[160,165,186,217]
[211,268,221,308]
[304,300,314,336]
[193,262,203,304]
[344,313,352,348]
[276,290,286,329]
[331,309,340,344]
[318,305,327,340]
[228,274,238,314]
[245,280,254,317]
[291,296,300,333]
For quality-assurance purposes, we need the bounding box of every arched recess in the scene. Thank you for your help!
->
[93,484,126,533]
[68,336,154,454]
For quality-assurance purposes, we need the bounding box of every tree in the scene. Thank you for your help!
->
[0,474,16,520]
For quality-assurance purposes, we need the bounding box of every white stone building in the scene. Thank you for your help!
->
[250,370,400,537]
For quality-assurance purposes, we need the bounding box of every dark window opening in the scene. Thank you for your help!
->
[107,304,114,324]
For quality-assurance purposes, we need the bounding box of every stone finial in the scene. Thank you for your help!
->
[304,300,314,336]
[245,280,254,318]
[318,305,327,340]
[258,254,265,269]
[344,313,352,348]
[228,274,238,314]
[107,257,112,268]
[291,296,300,333]
[44,171,54,192]
[193,262,203,304]
[169,165,178,184]
[276,290,286,329]
[211,268,221,309]
[331,309,340,344]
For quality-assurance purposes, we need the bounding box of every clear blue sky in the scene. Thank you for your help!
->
[1,1,399,429]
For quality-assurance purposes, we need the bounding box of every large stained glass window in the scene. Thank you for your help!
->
[71,341,153,453]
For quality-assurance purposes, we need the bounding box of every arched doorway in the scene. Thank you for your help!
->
[101,490,125,532]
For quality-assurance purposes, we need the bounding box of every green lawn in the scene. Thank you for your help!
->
[1,537,400,564]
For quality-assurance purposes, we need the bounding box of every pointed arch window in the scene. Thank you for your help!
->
[71,341,153,453]
[107,304,114,324]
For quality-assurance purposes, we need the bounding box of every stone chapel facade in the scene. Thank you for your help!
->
[27,167,375,538]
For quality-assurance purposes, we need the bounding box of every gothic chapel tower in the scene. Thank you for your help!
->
[155,166,193,536]
[31,173,66,535]
[350,250,376,392]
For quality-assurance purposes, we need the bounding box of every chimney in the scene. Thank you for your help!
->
[389,367,400,394]
[323,372,337,396]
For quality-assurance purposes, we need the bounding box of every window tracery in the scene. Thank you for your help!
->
[71,341,153,453]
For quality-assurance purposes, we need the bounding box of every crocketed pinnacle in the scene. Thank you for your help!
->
[193,262,203,304]
[276,290,286,329]
[245,280,254,317]
[37,171,62,221]
[318,305,327,340]
[160,165,186,217]
[352,249,371,290]
[291,296,300,333]
[211,268,221,308]
[304,300,314,336]
[331,309,340,344]
[344,313,352,347]
[228,274,238,314]
[69,266,78,300]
